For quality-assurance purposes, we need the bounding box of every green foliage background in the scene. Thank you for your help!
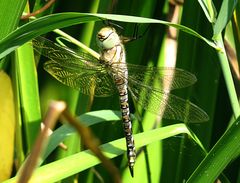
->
[0,0,239,183]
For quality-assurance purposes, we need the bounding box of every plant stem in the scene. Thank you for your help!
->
[215,34,240,119]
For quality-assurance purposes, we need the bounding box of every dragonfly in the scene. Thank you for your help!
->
[32,26,209,177]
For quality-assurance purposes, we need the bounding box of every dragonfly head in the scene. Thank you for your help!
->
[97,27,121,50]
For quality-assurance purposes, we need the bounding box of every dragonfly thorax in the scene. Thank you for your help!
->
[97,27,121,50]
[97,27,126,65]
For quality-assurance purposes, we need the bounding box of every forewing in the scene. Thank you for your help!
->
[32,36,100,68]
[122,63,197,92]
[44,60,117,97]
[128,80,209,123]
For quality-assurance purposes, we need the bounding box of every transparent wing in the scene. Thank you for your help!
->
[33,36,117,97]
[33,36,101,69]
[44,60,117,97]
[128,79,209,123]
[113,63,197,92]
[33,36,207,121]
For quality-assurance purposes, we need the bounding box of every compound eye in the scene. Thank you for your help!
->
[97,27,120,49]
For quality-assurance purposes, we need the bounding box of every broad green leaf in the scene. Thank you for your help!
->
[41,110,123,162]
[15,43,42,148]
[213,0,238,36]
[0,0,26,39]
[187,116,240,183]
[4,123,204,183]
[0,0,26,69]
[0,13,218,60]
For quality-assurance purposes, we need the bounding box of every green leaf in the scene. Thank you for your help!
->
[213,0,238,36]
[4,123,203,183]
[41,110,123,162]
[198,0,217,23]
[0,13,218,60]
[0,0,26,39]
[15,42,42,148]
[187,116,240,183]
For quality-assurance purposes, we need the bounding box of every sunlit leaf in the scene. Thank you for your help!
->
[0,71,15,181]
[0,13,218,60]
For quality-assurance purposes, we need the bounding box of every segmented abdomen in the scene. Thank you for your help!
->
[112,72,136,174]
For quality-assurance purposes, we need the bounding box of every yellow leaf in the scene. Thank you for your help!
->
[0,70,15,181]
